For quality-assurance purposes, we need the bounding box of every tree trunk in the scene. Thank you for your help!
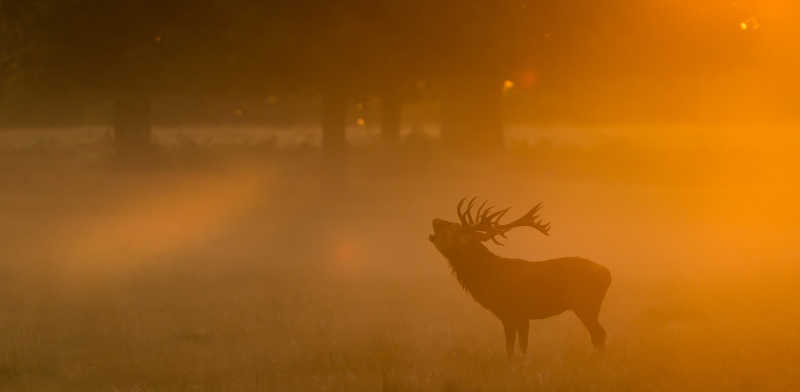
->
[381,91,401,143]
[321,90,347,154]
[113,94,152,156]
[320,89,348,190]
[441,78,504,152]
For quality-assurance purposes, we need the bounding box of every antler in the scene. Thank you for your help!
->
[494,203,551,237]
[456,198,550,245]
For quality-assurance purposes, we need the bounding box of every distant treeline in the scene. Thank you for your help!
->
[2,1,798,143]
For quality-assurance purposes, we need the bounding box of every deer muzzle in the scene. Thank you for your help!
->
[430,219,446,241]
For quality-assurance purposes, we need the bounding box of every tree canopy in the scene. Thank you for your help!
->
[1,0,794,126]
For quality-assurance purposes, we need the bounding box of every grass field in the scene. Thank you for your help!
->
[0,128,798,391]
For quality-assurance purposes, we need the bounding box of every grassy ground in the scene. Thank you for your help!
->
[0,130,798,391]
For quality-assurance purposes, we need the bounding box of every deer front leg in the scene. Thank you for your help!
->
[502,320,517,358]
[517,319,530,355]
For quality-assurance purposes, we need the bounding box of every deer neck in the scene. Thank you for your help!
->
[444,243,499,298]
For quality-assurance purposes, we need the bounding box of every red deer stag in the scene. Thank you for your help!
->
[429,198,611,358]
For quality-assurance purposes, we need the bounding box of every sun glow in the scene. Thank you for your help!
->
[739,17,760,31]
[502,80,515,95]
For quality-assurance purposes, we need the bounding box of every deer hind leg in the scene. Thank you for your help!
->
[574,306,606,351]
[502,320,517,358]
[517,319,530,355]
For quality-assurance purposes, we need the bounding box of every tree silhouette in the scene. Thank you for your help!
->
[2,0,779,153]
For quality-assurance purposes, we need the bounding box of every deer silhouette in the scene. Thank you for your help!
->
[429,198,611,358]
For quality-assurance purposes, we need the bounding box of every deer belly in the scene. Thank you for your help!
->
[485,292,569,320]
[525,307,569,319]
[514,288,572,319]
[520,299,569,319]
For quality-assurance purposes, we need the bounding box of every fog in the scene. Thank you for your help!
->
[1,125,798,390]
[4,0,800,389]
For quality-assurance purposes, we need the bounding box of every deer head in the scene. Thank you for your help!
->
[429,197,551,256]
